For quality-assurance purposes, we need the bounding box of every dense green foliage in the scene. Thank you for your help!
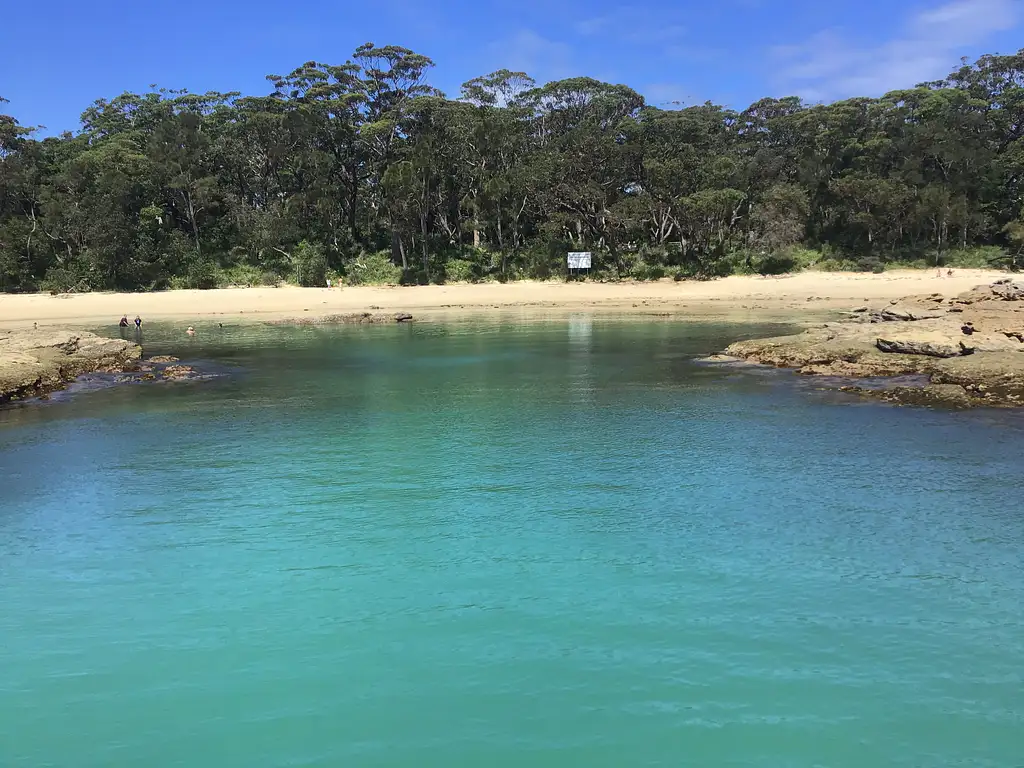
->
[2,46,1024,292]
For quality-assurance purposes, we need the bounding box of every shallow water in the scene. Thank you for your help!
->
[2,318,1023,767]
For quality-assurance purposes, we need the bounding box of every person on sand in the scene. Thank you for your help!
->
[326,277,332,289]
[119,315,129,328]
[186,326,195,336]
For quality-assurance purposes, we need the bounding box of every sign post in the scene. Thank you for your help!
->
[567,251,592,278]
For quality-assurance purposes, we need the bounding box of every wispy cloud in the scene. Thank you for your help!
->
[485,29,575,83]
[770,0,1020,101]
[574,7,688,44]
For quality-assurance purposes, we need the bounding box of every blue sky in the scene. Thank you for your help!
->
[2,0,1021,134]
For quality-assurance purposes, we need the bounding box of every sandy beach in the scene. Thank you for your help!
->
[0,270,1009,329]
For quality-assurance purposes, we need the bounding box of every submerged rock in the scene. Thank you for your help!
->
[267,312,414,326]
[161,365,195,380]
[844,383,974,409]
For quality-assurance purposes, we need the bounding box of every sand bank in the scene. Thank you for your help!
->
[0,270,1008,329]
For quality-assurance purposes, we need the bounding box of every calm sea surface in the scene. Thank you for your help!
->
[1,318,1022,767]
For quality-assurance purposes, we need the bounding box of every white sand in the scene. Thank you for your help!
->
[0,270,1006,329]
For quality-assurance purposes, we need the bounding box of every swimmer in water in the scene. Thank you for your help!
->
[186,326,195,336]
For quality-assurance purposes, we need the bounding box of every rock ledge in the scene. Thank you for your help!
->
[1,329,142,403]
[721,279,1024,408]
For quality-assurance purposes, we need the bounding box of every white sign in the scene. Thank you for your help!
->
[567,251,592,269]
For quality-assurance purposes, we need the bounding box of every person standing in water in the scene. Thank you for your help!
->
[119,315,129,328]
[134,315,142,330]
[186,326,195,336]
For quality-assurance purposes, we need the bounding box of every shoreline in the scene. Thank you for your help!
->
[0,270,1007,330]
[0,329,141,404]
[716,278,1024,408]
[3,269,1019,408]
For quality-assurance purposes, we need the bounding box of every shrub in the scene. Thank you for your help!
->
[628,261,666,281]
[787,247,824,270]
[940,246,1007,269]
[41,266,92,294]
[756,253,798,276]
[218,264,263,287]
[293,240,328,287]
[443,258,477,283]
[347,251,403,285]
[184,257,218,290]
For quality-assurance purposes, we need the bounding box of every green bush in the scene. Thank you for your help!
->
[260,271,281,287]
[787,247,824,270]
[443,258,477,283]
[628,261,666,280]
[218,264,264,287]
[293,240,328,287]
[41,266,92,294]
[520,245,562,280]
[756,253,798,276]
[347,250,402,285]
[184,257,218,289]
[940,246,1007,269]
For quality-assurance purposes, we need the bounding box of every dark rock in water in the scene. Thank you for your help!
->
[395,313,413,323]
[149,355,179,364]
[696,354,745,364]
[877,384,973,408]
[162,365,195,380]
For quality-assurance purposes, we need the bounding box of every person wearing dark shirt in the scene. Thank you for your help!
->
[134,316,142,330]
[119,315,129,328]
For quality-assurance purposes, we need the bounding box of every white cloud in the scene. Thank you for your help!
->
[574,7,687,43]
[770,0,1020,101]
[485,29,575,82]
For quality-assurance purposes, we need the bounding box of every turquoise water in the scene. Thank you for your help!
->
[2,318,1023,767]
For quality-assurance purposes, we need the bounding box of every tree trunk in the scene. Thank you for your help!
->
[421,212,429,279]
[392,226,407,270]
[348,169,360,242]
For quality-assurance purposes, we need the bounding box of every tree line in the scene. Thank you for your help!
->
[1,45,1023,292]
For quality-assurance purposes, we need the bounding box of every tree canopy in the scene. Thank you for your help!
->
[2,47,1024,292]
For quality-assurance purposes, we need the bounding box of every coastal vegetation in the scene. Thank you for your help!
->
[1,45,1024,292]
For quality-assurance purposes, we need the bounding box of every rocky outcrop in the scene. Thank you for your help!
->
[722,279,1024,408]
[875,335,967,358]
[267,312,413,326]
[0,329,142,403]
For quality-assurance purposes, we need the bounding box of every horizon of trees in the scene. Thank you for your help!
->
[2,44,1024,293]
